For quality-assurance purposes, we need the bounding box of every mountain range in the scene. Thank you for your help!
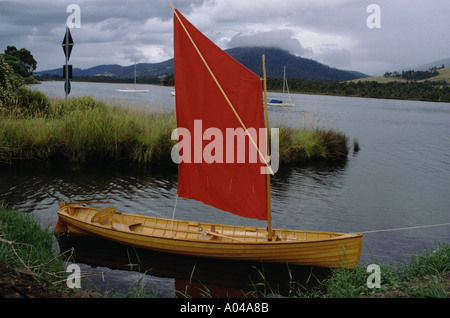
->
[36,47,369,82]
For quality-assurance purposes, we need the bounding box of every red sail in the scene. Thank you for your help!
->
[173,9,268,220]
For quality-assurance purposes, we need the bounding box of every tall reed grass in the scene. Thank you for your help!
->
[0,92,350,166]
[0,94,176,165]
[278,124,349,164]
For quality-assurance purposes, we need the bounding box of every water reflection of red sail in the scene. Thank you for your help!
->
[54,4,362,269]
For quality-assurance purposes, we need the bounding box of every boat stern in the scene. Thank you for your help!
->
[54,202,69,235]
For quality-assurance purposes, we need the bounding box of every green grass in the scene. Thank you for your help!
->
[124,242,449,298]
[0,92,351,166]
[278,124,349,164]
[0,202,65,283]
[349,67,450,84]
[321,242,449,298]
[0,94,177,165]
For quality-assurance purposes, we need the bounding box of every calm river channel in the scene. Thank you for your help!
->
[1,81,449,297]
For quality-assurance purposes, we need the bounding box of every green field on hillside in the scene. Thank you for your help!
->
[350,68,450,84]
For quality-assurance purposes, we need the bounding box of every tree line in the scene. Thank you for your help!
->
[161,75,449,102]
[383,66,445,81]
[265,77,449,102]
[1,45,40,109]
[1,46,36,76]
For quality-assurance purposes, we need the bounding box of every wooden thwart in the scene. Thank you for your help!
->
[90,207,142,231]
[91,207,116,224]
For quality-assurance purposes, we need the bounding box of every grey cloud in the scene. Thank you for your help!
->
[0,0,448,75]
[227,30,311,57]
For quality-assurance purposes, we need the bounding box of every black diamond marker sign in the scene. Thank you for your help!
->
[62,28,74,60]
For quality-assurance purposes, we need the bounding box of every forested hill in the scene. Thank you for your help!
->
[36,47,368,82]
[226,47,368,81]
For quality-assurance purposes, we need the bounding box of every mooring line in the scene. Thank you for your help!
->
[362,222,450,234]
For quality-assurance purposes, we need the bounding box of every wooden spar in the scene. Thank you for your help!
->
[262,54,273,240]
[170,3,274,176]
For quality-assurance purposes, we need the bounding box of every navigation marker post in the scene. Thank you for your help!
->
[62,27,74,99]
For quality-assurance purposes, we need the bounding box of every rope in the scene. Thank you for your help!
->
[362,222,450,234]
[170,194,179,237]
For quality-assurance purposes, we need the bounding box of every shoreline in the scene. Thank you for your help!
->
[0,93,353,168]
[0,203,448,298]
[35,79,450,103]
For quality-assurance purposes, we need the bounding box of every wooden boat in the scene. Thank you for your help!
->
[54,4,362,269]
[55,203,362,268]
[267,99,294,107]
[267,66,294,107]
[115,60,149,93]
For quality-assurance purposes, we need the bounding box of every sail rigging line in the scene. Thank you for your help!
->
[284,66,293,104]
[170,194,179,237]
[362,222,450,234]
[170,3,274,176]
[262,54,273,240]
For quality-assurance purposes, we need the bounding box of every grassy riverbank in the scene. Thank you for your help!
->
[0,203,448,298]
[0,202,71,297]
[322,242,449,298]
[0,89,352,167]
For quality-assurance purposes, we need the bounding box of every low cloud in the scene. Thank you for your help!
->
[1,0,448,75]
[227,29,311,57]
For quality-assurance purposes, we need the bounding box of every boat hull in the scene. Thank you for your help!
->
[115,89,149,93]
[267,102,294,107]
[55,203,363,269]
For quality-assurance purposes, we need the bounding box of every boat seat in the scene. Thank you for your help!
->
[91,207,116,224]
[110,217,142,231]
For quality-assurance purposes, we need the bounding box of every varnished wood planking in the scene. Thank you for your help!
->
[56,203,362,268]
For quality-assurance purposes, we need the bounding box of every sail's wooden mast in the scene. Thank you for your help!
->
[262,54,273,240]
[170,3,273,176]
[171,3,274,231]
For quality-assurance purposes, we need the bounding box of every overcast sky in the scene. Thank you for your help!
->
[0,0,448,76]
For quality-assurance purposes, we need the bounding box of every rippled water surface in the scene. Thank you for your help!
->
[1,81,449,296]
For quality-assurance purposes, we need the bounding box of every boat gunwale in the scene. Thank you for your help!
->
[57,206,363,246]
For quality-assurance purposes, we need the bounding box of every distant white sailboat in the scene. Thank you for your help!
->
[267,66,294,107]
[115,60,149,93]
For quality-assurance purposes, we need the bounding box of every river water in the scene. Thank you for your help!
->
[1,81,449,297]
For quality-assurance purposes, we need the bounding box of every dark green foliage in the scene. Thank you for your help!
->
[385,67,442,81]
[0,55,23,109]
[8,87,51,117]
[267,78,450,102]
[3,46,37,75]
